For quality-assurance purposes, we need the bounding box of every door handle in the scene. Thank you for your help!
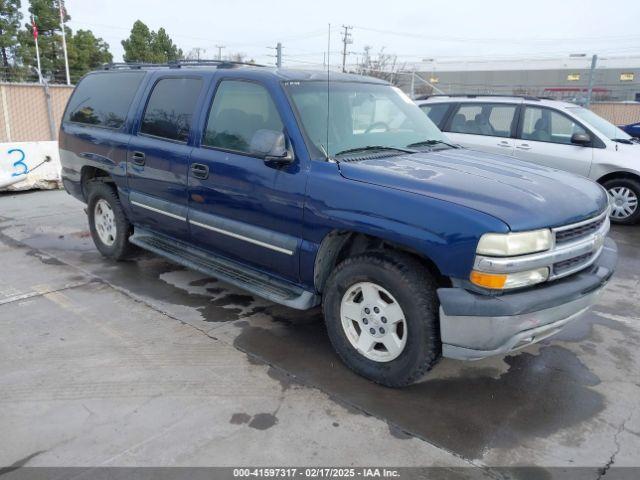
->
[516,144,532,151]
[131,151,146,166]
[497,141,512,148]
[190,163,209,180]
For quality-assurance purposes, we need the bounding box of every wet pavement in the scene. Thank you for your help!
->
[1,190,639,472]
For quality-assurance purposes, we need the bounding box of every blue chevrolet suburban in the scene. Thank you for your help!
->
[59,61,617,387]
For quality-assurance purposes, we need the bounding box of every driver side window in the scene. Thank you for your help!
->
[203,80,284,155]
[521,107,587,145]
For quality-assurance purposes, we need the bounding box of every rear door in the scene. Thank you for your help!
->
[442,102,519,156]
[187,77,305,281]
[514,105,593,176]
[126,75,206,240]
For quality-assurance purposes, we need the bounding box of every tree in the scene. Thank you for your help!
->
[356,47,405,85]
[17,0,70,81]
[152,27,181,62]
[67,29,112,82]
[122,20,182,63]
[0,0,23,71]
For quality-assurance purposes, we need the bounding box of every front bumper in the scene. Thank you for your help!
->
[437,237,617,361]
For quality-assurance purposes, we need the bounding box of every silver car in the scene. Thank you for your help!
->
[416,95,640,224]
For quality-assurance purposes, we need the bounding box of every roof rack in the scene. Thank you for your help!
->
[416,93,542,101]
[101,59,266,70]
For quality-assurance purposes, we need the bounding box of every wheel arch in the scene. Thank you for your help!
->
[596,170,640,186]
[80,166,115,201]
[313,229,449,294]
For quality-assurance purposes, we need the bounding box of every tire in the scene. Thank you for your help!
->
[603,178,640,225]
[322,251,441,387]
[87,181,134,260]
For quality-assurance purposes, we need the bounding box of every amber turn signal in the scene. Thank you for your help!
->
[470,270,508,289]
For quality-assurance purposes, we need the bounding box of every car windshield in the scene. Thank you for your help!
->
[566,106,632,141]
[284,81,449,158]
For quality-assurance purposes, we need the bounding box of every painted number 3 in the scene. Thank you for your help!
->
[9,148,28,177]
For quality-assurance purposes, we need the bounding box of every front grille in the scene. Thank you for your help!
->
[553,252,594,275]
[555,215,606,245]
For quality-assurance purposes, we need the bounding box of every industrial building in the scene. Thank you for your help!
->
[402,55,640,103]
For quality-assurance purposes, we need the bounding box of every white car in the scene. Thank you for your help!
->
[416,95,640,224]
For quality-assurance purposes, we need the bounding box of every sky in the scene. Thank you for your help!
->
[22,0,640,69]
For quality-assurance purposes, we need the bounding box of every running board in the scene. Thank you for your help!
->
[130,228,319,310]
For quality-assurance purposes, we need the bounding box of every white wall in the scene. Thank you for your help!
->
[0,141,61,191]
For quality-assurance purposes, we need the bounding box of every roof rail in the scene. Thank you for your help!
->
[100,59,266,70]
[416,93,542,101]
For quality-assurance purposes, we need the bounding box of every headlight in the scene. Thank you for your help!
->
[470,268,550,290]
[476,229,552,257]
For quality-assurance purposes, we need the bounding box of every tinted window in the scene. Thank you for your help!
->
[420,103,450,127]
[521,107,587,144]
[448,103,517,138]
[204,81,283,154]
[64,72,145,128]
[140,77,203,142]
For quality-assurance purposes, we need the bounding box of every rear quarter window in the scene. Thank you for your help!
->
[419,103,450,127]
[64,72,145,129]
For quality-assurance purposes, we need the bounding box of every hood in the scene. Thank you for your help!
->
[338,148,609,231]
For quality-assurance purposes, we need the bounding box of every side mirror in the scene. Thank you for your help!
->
[250,129,294,164]
[571,132,591,146]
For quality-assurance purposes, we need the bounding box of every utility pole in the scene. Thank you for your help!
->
[341,25,353,73]
[215,45,225,60]
[586,54,598,108]
[276,42,282,68]
[58,0,70,85]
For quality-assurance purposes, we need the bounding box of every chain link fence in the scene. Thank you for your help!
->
[0,82,74,143]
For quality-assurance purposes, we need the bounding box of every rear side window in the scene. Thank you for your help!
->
[140,77,203,142]
[420,103,450,127]
[64,72,145,128]
[203,80,283,155]
[448,103,517,138]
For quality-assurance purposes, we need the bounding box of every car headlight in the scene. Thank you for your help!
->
[476,229,552,257]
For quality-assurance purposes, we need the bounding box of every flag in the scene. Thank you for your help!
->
[31,16,38,39]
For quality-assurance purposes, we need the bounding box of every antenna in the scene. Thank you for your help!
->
[326,23,331,161]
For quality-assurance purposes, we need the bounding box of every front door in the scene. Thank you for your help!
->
[187,78,305,281]
[127,76,205,240]
[513,105,593,177]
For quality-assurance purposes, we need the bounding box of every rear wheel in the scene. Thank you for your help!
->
[323,251,441,387]
[603,178,640,224]
[87,182,134,260]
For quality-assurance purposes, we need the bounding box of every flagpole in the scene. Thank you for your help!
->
[32,15,43,84]
[58,0,70,85]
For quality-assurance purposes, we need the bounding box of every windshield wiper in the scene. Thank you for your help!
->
[334,145,416,157]
[406,139,457,149]
[611,138,635,145]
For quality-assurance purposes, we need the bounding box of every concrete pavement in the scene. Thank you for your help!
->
[1,190,639,474]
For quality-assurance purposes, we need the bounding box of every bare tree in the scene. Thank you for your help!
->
[355,47,405,85]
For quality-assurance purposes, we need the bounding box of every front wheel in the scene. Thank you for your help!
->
[604,178,640,224]
[322,251,441,387]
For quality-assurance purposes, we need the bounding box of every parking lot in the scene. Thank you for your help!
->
[1,189,639,473]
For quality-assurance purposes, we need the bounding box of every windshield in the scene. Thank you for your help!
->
[566,106,632,141]
[284,81,448,158]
